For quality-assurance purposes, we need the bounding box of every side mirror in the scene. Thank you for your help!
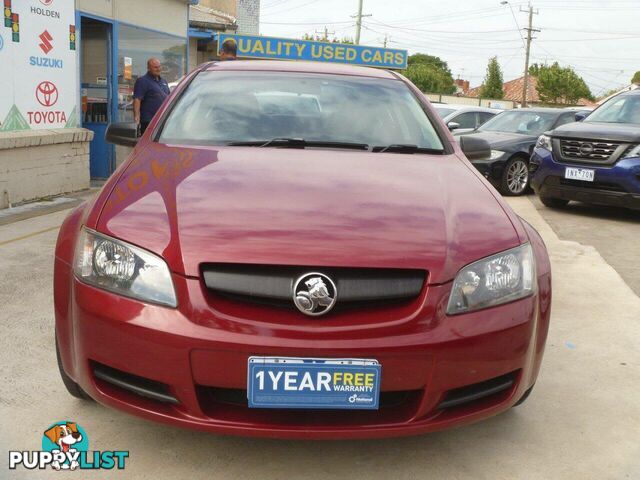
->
[574,111,589,122]
[447,121,461,131]
[459,135,491,161]
[106,122,139,147]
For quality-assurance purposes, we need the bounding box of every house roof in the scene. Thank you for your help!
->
[467,76,540,103]
[467,75,596,107]
[189,4,237,30]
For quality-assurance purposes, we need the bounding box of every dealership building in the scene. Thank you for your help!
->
[0,0,255,209]
[0,0,403,211]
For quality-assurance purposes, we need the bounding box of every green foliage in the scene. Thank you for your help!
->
[632,71,640,84]
[403,53,456,94]
[534,62,594,105]
[479,57,504,99]
[407,53,449,71]
[597,87,623,101]
[528,63,541,76]
[302,33,354,44]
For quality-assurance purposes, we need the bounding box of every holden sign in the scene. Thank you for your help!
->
[0,0,77,131]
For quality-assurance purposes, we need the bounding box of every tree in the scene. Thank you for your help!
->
[528,63,541,76]
[597,87,623,102]
[302,33,354,44]
[403,53,456,94]
[534,62,594,105]
[479,57,504,99]
[407,53,449,71]
[632,71,640,85]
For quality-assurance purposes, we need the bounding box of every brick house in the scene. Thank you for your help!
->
[466,76,596,107]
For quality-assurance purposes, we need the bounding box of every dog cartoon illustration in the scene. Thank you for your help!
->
[43,422,83,470]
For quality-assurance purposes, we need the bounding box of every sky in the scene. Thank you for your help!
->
[259,0,640,98]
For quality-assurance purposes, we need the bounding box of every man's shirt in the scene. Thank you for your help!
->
[133,72,170,122]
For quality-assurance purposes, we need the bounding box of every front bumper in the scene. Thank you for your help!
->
[56,262,551,439]
[530,148,640,210]
[470,155,507,184]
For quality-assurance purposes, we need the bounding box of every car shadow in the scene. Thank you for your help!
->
[532,196,640,224]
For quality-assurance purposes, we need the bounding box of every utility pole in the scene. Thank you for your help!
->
[383,34,388,48]
[520,2,540,107]
[352,0,371,45]
[315,26,334,42]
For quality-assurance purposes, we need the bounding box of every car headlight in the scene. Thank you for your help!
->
[489,150,505,160]
[447,243,535,315]
[536,134,552,152]
[622,144,640,159]
[74,227,177,307]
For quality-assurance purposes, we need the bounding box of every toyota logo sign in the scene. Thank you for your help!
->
[35,81,59,107]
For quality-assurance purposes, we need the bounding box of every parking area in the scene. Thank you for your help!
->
[1,197,639,480]
[530,196,640,296]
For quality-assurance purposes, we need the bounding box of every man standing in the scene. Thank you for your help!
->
[133,58,170,135]
[219,38,237,61]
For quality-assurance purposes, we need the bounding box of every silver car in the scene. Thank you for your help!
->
[433,104,501,134]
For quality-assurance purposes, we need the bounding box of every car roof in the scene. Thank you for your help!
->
[202,60,399,80]
[433,104,499,112]
[504,107,570,114]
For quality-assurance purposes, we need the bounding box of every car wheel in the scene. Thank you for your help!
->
[56,338,93,401]
[500,157,529,196]
[513,384,534,407]
[539,195,569,209]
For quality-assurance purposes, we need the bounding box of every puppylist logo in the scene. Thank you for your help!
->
[8,421,129,471]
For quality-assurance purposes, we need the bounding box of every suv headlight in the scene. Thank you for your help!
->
[447,243,535,315]
[622,144,640,159]
[74,227,177,307]
[536,134,552,151]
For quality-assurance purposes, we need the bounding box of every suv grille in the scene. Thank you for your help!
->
[559,139,621,162]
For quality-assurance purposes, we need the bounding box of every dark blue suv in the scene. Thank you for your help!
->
[530,89,640,210]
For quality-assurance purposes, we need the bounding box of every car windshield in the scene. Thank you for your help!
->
[158,71,444,151]
[477,110,558,135]
[585,94,640,124]
[434,107,455,118]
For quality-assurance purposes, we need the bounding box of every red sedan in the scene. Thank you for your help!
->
[54,60,551,439]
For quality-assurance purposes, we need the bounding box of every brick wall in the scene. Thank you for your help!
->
[237,0,260,35]
[0,129,93,209]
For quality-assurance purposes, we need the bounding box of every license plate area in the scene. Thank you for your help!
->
[565,166,595,182]
[247,357,381,410]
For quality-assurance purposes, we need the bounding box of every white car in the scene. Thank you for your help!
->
[433,104,501,134]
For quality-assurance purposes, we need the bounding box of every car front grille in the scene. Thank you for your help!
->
[558,138,623,164]
[196,385,423,425]
[201,263,427,313]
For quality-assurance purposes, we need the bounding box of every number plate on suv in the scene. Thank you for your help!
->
[565,167,595,182]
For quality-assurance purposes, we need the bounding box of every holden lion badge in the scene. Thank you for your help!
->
[293,273,337,316]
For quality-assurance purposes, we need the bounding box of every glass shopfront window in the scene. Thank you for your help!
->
[117,24,186,122]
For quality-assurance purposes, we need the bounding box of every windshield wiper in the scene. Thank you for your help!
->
[226,138,369,150]
[372,144,444,154]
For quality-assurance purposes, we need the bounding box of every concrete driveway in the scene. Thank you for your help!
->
[1,197,639,480]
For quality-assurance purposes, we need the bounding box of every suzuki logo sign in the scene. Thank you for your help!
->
[39,30,53,54]
[35,81,58,107]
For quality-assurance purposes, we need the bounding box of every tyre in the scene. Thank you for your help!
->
[539,195,569,209]
[56,338,93,401]
[500,157,530,196]
[513,385,534,407]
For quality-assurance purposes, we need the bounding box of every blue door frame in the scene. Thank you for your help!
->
[77,11,118,179]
